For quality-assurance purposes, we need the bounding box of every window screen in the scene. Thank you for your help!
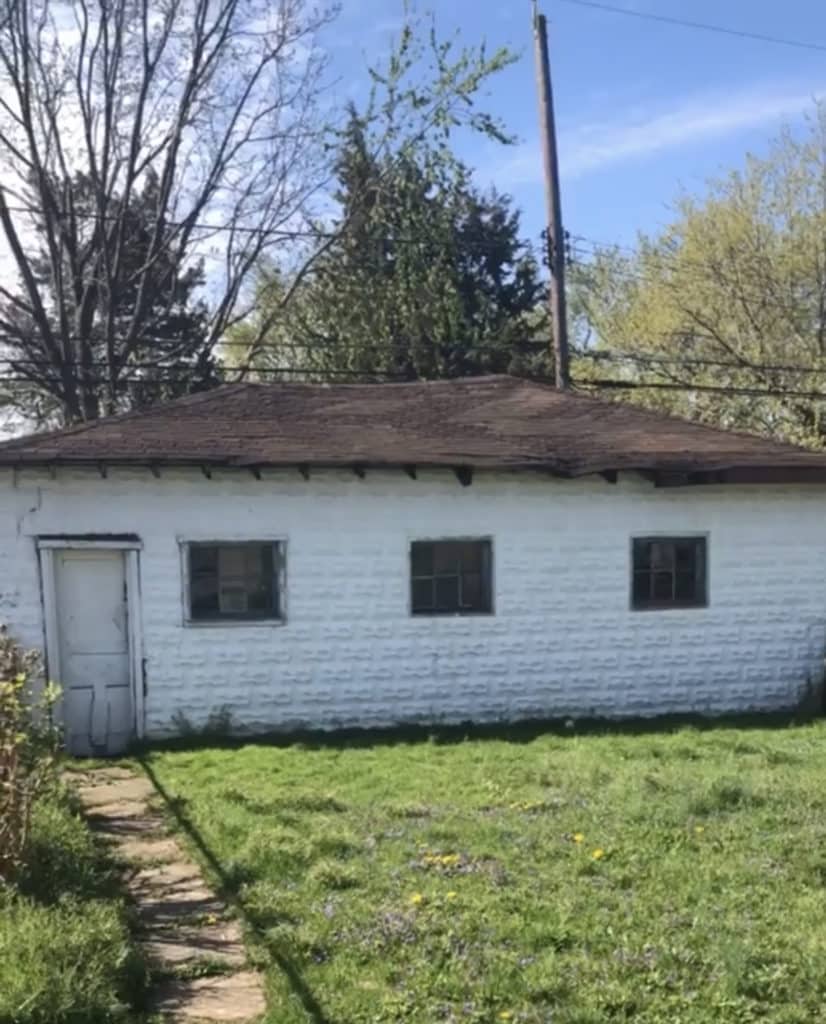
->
[188,542,282,621]
[632,536,707,610]
[411,539,492,615]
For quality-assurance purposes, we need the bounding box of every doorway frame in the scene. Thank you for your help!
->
[37,537,145,745]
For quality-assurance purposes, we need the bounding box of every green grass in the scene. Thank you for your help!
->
[0,784,146,1024]
[140,722,826,1024]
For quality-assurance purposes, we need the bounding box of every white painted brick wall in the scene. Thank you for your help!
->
[2,465,826,737]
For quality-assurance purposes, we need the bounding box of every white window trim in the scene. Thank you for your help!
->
[178,537,288,628]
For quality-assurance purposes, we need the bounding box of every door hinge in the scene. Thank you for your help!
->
[141,657,148,697]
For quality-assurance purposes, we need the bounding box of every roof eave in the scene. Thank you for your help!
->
[4,455,826,485]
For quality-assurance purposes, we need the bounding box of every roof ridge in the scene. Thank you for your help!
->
[0,381,254,453]
[240,374,515,391]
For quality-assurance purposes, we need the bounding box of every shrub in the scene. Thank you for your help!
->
[0,792,145,1023]
[0,625,61,882]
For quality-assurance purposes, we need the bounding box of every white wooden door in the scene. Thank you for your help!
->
[55,549,133,755]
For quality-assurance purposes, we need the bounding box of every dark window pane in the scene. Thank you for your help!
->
[191,578,220,618]
[434,576,460,610]
[632,536,707,610]
[458,542,483,573]
[219,583,249,614]
[651,571,673,602]
[674,571,697,603]
[247,580,277,615]
[632,570,650,608]
[411,543,433,577]
[632,539,650,573]
[649,542,674,572]
[258,544,274,576]
[190,545,217,576]
[189,542,280,620]
[412,578,433,612]
[461,571,483,610]
[433,543,460,576]
[674,541,697,571]
[411,539,491,615]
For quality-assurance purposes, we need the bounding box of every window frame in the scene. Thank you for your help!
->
[630,534,709,612]
[409,536,494,617]
[180,537,287,627]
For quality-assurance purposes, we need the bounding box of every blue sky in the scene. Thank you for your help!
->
[319,0,826,252]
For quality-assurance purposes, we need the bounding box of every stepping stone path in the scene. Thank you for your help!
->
[72,766,266,1023]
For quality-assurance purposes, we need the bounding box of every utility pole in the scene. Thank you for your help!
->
[533,1,570,388]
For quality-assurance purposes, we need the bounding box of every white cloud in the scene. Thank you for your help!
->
[491,83,822,186]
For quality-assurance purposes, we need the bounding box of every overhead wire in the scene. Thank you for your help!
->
[573,376,826,400]
[0,214,823,398]
[558,0,826,54]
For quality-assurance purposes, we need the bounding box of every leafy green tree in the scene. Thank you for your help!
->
[571,103,826,446]
[230,21,550,381]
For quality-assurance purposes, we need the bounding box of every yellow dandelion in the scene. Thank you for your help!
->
[591,848,605,861]
[572,832,584,844]
[409,892,424,905]
[446,891,458,900]
[695,825,705,834]
[498,1012,513,1021]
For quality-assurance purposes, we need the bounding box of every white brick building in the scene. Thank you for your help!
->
[2,376,826,754]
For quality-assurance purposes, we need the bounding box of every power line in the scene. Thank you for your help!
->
[0,200,547,254]
[6,367,826,401]
[7,342,826,378]
[573,349,826,375]
[0,366,406,384]
[574,376,826,400]
[558,0,826,54]
[0,336,552,369]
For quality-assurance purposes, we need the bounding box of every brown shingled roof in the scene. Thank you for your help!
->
[1,375,826,484]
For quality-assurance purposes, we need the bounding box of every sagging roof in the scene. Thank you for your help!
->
[1,375,825,485]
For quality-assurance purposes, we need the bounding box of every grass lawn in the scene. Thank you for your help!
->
[141,722,826,1024]
[0,782,145,1024]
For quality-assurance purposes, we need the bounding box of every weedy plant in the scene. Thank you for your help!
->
[0,625,61,882]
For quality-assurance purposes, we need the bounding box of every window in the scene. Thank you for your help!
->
[632,536,707,610]
[186,542,284,622]
[411,539,492,615]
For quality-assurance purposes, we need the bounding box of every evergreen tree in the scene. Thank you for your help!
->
[2,173,219,425]
[232,111,549,381]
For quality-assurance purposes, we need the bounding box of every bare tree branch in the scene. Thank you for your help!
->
[0,0,337,424]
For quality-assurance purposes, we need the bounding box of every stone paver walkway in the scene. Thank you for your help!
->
[73,766,266,1023]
